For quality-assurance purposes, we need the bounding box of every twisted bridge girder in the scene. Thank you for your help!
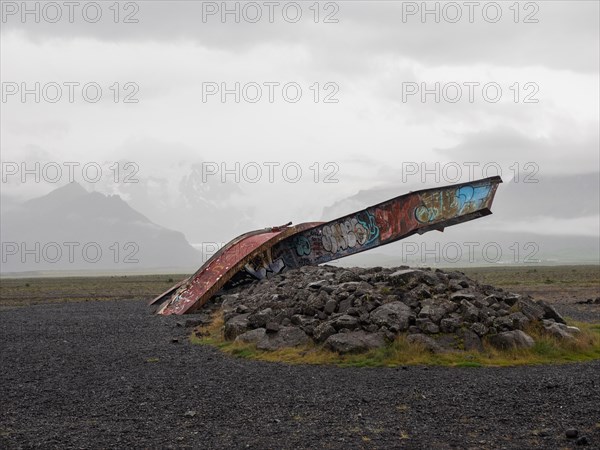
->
[153,176,502,315]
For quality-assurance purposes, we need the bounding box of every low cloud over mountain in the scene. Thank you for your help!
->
[1,183,202,274]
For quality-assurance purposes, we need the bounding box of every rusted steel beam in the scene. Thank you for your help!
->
[155,222,323,315]
[154,176,502,315]
[263,175,502,269]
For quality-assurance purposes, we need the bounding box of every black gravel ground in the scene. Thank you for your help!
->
[1,299,599,449]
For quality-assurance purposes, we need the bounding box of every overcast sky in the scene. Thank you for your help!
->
[1,0,598,249]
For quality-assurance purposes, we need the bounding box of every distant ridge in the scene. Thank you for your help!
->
[1,183,202,273]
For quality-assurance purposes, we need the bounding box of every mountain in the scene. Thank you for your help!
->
[0,183,203,274]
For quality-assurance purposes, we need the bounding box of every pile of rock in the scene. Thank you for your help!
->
[199,265,580,354]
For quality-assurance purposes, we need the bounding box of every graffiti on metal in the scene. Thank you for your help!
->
[153,176,502,315]
[262,176,501,270]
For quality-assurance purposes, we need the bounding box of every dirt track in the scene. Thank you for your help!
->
[1,298,599,449]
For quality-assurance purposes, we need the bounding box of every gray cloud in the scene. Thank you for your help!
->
[3,1,598,74]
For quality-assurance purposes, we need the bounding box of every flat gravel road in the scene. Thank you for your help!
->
[1,299,598,449]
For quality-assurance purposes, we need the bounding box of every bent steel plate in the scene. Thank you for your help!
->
[256,176,503,270]
[155,176,502,315]
[155,222,323,315]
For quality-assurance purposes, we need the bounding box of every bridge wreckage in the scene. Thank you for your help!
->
[151,176,502,315]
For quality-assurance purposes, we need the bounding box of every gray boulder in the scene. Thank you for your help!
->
[330,314,359,330]
[389,269,422,285]
[256,327,310,351]
[470,322,488,337]
[457,329,484,352]
[440,316,463,333]
[224,314,250,340]
[313,322,337,343]
[247,308,273,328]
[235,328,267,344]
[503,293,521,306]
[460,300,480,322]
[324,331,386,354]
[493,316,514,331]
[517,298,546,321]
[406,333,444,353]
[370,301,413,331]
[323,299,337,315]
[543,321,580,340]
[537,300,566,324]
[307,279,329,289]
[416,318,439,334]
[450,292,476,302]
[418,303,445,324]
[508,312,530,330]
[488,330,535,349]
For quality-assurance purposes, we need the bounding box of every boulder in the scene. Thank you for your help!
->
[184,315,212,327]
[313,322,337,343]
[440,316,463,333]
[323,299,337,315]
[256,327,310,351]
[488,330,535,349]
[508,312,530,330]
[307,279,329,289]
[517,298,545,321]
[290,315,318,328]
[324,331,386,354]
[460,300,480,322]
[235,328,267,344]
[247,308,273,328]
[418,303,445,324]
[338,271,362,283]
[542,321,580,340]
[493,316,513,331]
[470,322,488,337]
[337,298,353,314]
[450,292,476,302]
[416,318,439,334]
[389,269,422,285]
[457,329,484,352]
[330,314,359,330]
[537,300,566,324]
[503,293,521,306]
[224,314,250,340]
[265,321,280,333]
[420,272,438,287]
[406,333,444,353]
[370,301,413,331]
[411,285,432,299]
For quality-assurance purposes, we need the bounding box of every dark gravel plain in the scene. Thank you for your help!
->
[1,298,599,449]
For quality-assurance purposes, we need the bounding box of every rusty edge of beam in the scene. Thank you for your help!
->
[148,225,298,306]
[154,222,323,314]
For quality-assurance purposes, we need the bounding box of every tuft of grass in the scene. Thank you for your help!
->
[191,313,600,368]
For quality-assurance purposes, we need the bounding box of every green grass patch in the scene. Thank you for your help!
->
[191,312,600,368]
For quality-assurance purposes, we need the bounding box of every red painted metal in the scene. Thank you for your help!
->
[149,277,188,306]
[155,222,323,315]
